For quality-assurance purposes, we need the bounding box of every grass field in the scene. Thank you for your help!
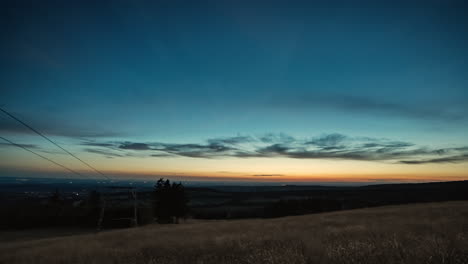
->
[1,201,467,264]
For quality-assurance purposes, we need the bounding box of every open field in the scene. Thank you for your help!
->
[1,201,467,264]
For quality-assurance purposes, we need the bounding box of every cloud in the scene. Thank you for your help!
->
[83,148,124,158]
[253,174,283,177]
[306,133,347,148]
[258,144,290,155]
[207,136,254,145]
[0,142,39,149]
[81,142,116,147]
[115,141,239,158]
[400,154,468,164]
[0,115,121,138]
[150,153,174,157]
[157,143,237,158]
[119,142,151,150]
[259,133,295,143]
[79,133,468,165]
[271,94,467,121]
[362,141,413,149]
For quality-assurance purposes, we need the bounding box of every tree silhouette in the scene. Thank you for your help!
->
[153,178,188,223]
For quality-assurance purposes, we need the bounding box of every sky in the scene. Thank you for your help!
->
[1,0,468,183]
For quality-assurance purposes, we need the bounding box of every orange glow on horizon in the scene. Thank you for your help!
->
[2,151,468,183]
[3,164,468,183]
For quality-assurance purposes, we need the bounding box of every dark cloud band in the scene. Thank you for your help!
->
[81,133,468,165]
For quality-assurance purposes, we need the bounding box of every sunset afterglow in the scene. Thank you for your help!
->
[1,1,468,183]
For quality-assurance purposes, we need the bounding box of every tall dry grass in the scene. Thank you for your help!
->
[1,201,467,264]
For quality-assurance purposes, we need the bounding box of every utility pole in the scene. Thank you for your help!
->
[96,186,138,230]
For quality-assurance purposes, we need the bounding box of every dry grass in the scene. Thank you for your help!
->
[1,201,468,264]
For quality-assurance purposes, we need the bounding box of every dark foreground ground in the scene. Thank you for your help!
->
[1,201,467,264]
[2,179,468,230]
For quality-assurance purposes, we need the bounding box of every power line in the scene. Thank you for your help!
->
[0,107,111,180]
[0,136,86,178]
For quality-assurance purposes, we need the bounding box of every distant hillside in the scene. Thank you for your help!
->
[1,201,467,264]
[187,180,468,219]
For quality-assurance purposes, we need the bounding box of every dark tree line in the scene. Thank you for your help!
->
[153,178,189,223]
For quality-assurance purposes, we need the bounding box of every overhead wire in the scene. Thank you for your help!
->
[0,135,87,178]
[0,107,111,180]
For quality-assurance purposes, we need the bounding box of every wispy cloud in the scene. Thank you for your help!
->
[155,143,237,158]
[270,94,467,121]
[253,174,283,177]
[0,142,39,149]
[306,133,347,150]
[81,142,116,147]
[0,116,121,138]
[119,142,151,150]
[83,148,124,158]
[207,136,254,145]
[81,133,468,165]
[400,154,468,164]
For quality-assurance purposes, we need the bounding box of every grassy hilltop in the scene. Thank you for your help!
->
[1,201,467,264]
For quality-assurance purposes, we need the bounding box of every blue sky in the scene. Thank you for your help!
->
[1,0,468,181]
